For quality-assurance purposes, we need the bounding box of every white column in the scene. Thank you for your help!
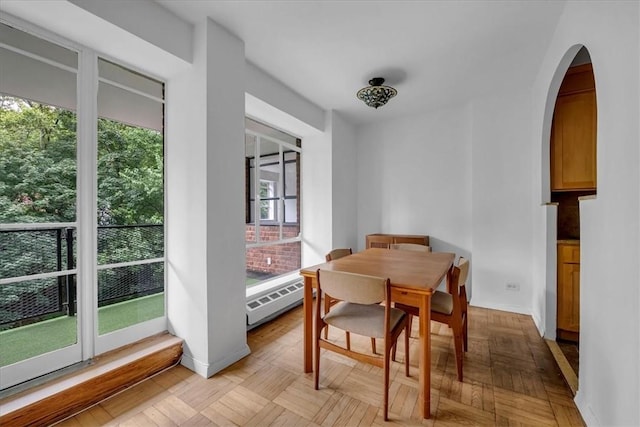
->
[166,18,249,378]
[204,18,250,375]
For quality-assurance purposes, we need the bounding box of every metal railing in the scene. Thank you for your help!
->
[0,225,163,330]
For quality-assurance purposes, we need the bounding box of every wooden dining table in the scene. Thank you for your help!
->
[299,247,456,419]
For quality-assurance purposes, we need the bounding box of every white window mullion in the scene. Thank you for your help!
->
[77,49,98,360]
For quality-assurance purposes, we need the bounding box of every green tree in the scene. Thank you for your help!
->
[0,97,76,222]
[97,118,163,226]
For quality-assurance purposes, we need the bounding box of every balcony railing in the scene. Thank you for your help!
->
[0,225,163,331]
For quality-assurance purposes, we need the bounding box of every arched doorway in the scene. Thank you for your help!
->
[544,45,597,394]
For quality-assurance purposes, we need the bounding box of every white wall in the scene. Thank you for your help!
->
[470,88,534,314]
[67,0,192,63]
[355,105,472,255]
[529,2,640,425]
[245,62,324,135]
[331,112,358,250]
[302,113,334,266]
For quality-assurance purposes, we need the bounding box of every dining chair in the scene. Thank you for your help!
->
[314,269,410,421]
[393,256,468,382]
[389,243,432,252]
[366,234,392,249]
[325,249,378,354]
[325,248,353,262]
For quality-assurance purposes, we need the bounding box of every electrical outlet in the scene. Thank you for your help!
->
[505,282,520,291]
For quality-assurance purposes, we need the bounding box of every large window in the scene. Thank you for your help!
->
[245,119,301,287]
[0,21,165,389]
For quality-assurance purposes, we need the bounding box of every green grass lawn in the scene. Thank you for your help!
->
[0,293,164,367]
[98,293,164,335]
[0,315,77,367]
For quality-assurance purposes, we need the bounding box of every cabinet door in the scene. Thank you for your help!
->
[557,262,580,332]
[551,91,597,190]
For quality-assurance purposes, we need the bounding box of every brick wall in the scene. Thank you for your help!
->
[246,224,301,275]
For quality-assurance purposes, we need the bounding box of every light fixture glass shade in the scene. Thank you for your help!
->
[357,77,397,109]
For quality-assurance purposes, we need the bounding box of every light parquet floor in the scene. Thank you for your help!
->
[57,305,584,426]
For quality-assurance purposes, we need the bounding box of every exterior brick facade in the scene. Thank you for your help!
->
[246,224,301,276]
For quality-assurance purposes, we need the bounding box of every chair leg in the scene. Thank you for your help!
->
[404,320,410,377]
[371,337,377,354]
[345,331,351,350]
[462,314,468,352]
[315,328,321,390]
[383,345,390,421]
[392,312,413,362]
[453,328,464,382]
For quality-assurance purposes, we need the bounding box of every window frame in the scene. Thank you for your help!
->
[245,128,301,247]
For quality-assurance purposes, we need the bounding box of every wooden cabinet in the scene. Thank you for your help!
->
[551,64,597,191]
[557,241,580,341]
[365,233,429,249]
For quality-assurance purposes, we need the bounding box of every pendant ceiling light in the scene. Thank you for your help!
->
[356,77,397,109]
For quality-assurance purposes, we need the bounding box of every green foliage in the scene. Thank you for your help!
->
[0,96,165,328]
[97,119,163,226]
[0,97,76,222]
[0,95,163,225]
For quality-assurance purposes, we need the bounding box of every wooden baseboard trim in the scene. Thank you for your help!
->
[546,339,578,395]
[0,333,182,427]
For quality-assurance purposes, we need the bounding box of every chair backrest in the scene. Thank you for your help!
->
[317,269,388,305]
[325,248,353,262]
[448,264,462,312]
[458,257,469,288]
[390,243,431,252]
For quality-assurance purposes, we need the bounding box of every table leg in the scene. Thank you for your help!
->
[419,293,432,418]
[303,276,313,373]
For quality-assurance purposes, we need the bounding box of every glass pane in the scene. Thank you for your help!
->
[258,139,280,227]
[284,198,298,223]
[97,59,164,334]
[284,151,298,197]
[98,225,163,265]
[0,98,77,223]
[0,228,76,279]
[0,25,79,371]
[246,241,301,287]
[283,151,299,224]
[0,275,77,367]
[97,263,164,335]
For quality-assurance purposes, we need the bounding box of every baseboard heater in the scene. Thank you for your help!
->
[246,278,305,329]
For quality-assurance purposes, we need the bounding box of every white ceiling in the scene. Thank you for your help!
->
[157,0,567,126]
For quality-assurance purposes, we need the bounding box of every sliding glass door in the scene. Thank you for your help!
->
[0,20,166,389]
[94,58,165,354]
[0,22,81,388]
